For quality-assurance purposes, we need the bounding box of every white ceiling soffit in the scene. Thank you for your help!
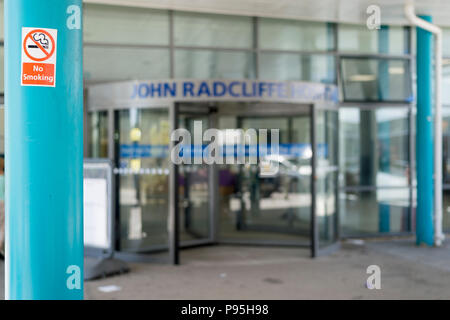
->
[83,0,450,26]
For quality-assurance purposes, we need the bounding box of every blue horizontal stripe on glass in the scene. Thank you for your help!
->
[119,143,328,159]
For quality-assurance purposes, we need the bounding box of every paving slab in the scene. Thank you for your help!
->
[2,239,450,299]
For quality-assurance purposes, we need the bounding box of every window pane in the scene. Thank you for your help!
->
[259,53,335,83]
[442,28,450,57]
[443,107,450,184]
[175,49,255,79]
[84,46,170,83]
[84,3,169,45]
[0,0,3,41]
[339,24,408,55]
[174,11,252,48]
[0,46,3,93]
[217,114,311,245]
[87,111,108,159]
[443,62,450,104]
[341,58,412,102]
[259,18,334,51]
[316,110,339,248]
[340,189,411,236]
[339,108,410,187]
[117,109,170,252]
[443,190,450,232]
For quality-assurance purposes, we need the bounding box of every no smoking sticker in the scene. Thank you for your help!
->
[21,27,57,87]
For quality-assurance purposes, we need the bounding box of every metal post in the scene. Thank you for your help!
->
[5,0,84,299]
[415,15,434,246]
[169,103,179,265]
[378,26,391,231]
[310,104,318,258]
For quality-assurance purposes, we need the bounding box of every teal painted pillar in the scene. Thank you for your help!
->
[416,15,434,246]
[5,0,84,299]
[379,203,390,233]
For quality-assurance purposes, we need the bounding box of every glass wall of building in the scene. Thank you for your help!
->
[116,109,170,251]
[82,4,337,85]
[0,1,425,241]
[338,24,413,237]
[442,28,450,232]
[87,111,108,160]
[339,107,412,235]
[83,5,414,241]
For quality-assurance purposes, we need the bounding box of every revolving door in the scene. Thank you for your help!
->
[169,102,339,263]
[86,100,339,263]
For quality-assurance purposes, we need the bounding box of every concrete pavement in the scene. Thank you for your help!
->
[2,239,450,299]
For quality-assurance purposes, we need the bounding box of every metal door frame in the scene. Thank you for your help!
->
[218,109,312,246]
[170,101,336,264]
[169,102,219,264]
[86,100,340,264]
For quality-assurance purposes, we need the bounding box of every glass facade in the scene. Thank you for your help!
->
[81,4,344,84]
[1,1,437,241]
[340,189,411,235]
[259,53,335,83]
[174,12,253,48]
[84,46,170,82]
[338,24,408,55]
[442,28,450,233]
[258,18,334,51]
[339,108,410,188]
[0,2,412,92]
[341,58,412,102]
[84,4,170,45]
[339,107,411,236]
[174,50,255,79]
[87,111,108,159]
[216,112,313,245]
[116,109,170,252]
[316,110,339,247]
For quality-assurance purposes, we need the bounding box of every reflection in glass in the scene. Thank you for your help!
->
[178,114,211,242]
[117,109,170,252]
[340,189,411,235]
[174,11,252,48]
[175,49,255,79]
[443,64,450,105]
[341,58,412,102]
[443,107,450,184]
[87,111,108,158]
[84,46,170,83]
[443,190,450,232]
[0,0,5,41]
[0,46,3,93]
[218,115,311,244]
[316,110,338,247]
[442,28,450,57]
[259,53,335,83]
[84,4,169,45]
[259,18,334,51]
[339,108,410,187]
[338,24,408,55]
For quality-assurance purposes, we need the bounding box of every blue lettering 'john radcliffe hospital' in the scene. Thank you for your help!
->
[130,80,338,102]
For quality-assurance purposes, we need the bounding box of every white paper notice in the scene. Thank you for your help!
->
[84,178,109,248]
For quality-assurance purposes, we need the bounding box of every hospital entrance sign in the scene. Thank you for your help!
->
[88,79,339,110]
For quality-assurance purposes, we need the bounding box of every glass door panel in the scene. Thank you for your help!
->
[313,108,339,256]
[116,109,170,252]
[178,113,212,243]
[218,109,312,245]
[87,111,108,158]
